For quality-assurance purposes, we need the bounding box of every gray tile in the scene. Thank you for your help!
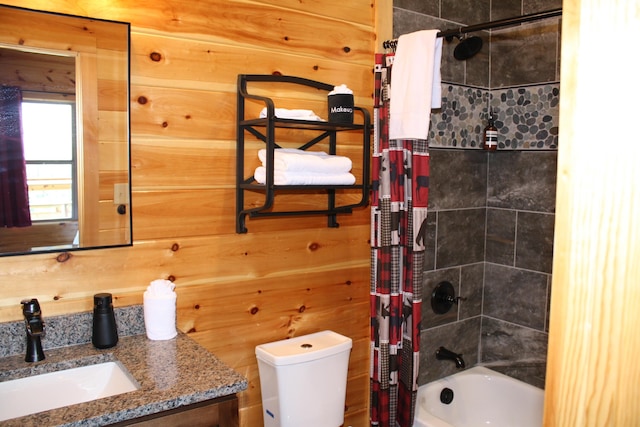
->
[393,9,447,39]
[463,32,490,87]
[491,0,522,21]
[394,0,440,16]
[418,316,481,385]
[429,149,488,209]
[480,316,548,388]
[481,317,547,363]
[489,363,547,389]
[486,208,516,265]
[516,211,555,273]
[441,0,490,25]
[441,38,467,84]
[436,209,486,268]
[487,151,557,212]
[484,264,548,330]
[523,0,562,14]
[459,263,484,319]
[490,21,560,87]
[423,211,438,271]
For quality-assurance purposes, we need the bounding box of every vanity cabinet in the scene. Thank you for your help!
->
[116,395,238,427]
[236,74,371,233]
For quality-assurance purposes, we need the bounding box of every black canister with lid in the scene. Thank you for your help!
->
[92,293,118,349]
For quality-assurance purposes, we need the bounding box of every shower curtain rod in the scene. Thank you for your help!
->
[382,8,562,49]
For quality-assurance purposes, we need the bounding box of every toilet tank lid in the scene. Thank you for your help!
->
[255,330,352,366]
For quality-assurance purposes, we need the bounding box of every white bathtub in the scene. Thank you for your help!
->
[412,366,544,427]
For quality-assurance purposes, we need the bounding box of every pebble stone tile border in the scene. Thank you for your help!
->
[429,83,559,150]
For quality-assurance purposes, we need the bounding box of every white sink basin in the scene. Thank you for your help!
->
[0,361,139,421]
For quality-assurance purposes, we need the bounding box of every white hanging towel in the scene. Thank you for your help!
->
[389,30,442,140]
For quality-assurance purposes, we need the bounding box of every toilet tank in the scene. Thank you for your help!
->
[255,330,352,427]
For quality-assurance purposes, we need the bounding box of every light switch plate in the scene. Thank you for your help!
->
[113,183,129,205]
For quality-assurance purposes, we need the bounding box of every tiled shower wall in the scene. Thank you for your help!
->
[393,0,561,388]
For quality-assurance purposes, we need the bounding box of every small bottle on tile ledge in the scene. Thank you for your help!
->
[483,110,498,151]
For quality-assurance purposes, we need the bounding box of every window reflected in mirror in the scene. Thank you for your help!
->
[23,100,78,223]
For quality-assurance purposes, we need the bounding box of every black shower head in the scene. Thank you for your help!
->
[453,36,483,60]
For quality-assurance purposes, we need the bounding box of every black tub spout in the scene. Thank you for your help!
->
[436,346,465,369]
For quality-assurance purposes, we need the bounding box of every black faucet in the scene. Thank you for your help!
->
[436,346,465,369]
[21,298,45,362]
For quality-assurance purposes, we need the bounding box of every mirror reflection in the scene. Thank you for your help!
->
[0,5,131,256]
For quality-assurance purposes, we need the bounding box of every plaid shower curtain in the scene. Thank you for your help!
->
[370,53,428,427]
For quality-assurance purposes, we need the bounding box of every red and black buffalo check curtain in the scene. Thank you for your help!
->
[0,85,31,228]
[370,53,428,427]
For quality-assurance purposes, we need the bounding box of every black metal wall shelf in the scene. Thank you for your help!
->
[236,74,371,233]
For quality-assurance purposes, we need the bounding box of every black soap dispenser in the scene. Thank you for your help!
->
[92,293,118,349]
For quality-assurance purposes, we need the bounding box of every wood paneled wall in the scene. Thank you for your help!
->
[0,1,377,425]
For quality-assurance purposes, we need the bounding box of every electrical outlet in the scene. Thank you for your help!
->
[113,183,129,205]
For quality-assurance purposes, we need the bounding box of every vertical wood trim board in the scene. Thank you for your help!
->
[544,0,640,425]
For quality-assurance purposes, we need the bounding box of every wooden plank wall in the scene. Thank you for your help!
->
[0,1,377,425]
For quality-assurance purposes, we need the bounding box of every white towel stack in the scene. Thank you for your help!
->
[254,148,356,185]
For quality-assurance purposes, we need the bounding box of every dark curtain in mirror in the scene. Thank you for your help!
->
[0,85,31,227]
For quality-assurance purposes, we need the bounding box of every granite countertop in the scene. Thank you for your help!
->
[0,333,248,426]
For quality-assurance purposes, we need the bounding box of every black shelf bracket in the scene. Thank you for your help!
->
[236,74,371,233]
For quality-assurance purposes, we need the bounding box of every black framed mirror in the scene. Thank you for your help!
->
[0,5,131,256]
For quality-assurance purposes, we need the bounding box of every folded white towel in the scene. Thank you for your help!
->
[258,148,353,173]
[389,29,442,140]
[254,166,356,185]
[143,279,177,341]
[259,107,324,121]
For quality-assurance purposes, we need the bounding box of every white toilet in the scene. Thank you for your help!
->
[255,330,352,427]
